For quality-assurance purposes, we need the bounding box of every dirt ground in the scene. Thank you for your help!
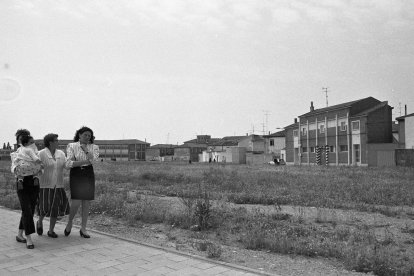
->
[60,195,412,276]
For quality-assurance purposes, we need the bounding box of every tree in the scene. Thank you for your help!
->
[2,143,5,149]
[6,142,11,149]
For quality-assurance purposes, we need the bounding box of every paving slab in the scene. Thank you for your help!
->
[0,207,277,275]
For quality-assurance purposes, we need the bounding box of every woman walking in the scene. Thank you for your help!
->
[37,133,70,238]
[11,129,39,249]
[64,126,99,238]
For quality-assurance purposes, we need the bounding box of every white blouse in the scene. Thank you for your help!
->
[65,142,99,168]
[38,148,67,188]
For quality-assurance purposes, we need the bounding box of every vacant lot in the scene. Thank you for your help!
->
[1,161,414,275]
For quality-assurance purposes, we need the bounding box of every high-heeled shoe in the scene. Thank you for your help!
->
[79,229,90,238]
[47,231,58,238]
[64,227,71,237]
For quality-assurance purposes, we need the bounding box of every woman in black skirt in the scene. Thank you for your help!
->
[64,126,99,238]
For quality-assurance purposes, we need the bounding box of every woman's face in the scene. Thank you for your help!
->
[79,131,92,144]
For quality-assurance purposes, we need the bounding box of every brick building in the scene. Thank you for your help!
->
[285,97,395,166]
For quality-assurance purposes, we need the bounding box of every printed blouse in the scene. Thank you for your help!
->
[65,142,99,168]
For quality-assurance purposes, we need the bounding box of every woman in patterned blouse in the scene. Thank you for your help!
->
[64,126,99,238]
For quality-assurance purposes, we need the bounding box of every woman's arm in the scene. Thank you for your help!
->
[65,144,90,168]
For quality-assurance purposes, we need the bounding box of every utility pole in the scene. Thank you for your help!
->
[399,102,402,117]
[322,87,329,107]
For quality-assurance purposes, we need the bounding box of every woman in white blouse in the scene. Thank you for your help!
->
[64,126,99,238]
[37,133,70,238]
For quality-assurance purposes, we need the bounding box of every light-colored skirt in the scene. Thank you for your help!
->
[37,187,70,218]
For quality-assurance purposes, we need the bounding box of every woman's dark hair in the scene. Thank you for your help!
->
[44,133,58,148]
[73,126,95,143]
[20,135,33,146]
[15,129,30,143]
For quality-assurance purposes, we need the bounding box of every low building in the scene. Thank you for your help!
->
[396,113,414,149]
[0,149,12,161]
[263,130,286,158]
[174,146,205,162]
[238,135,265,153]
[34,139,149,161]
[146,144,176,161]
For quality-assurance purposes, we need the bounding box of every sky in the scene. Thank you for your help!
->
[1,0,413,146]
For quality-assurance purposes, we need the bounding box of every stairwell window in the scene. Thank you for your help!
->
[302,127,307,136]
[270,139,274,146]
[320,124,325,133]
[310,147,315,153]
[340,145,348,152]
[352,121,360,131]
[302,147,308,153]
[293,130,298,137]
[329,146,336,152]
[340,122,347,131]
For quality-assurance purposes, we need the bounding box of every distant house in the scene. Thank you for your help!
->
[145,144,176,161]
[263,130,286,158]
[174,146,205,162]
[285,97,396,166]
[34,139,149,161]
[238,135,265,153]
[396,113,414,149]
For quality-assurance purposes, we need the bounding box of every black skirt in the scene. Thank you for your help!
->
[69,166,95,200]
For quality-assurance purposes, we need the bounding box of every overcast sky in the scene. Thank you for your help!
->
[1,0,413,146]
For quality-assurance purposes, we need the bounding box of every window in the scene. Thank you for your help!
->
[320,124,325,133]
[354,144,360,162]
[270,139,274,146]
[302,127,307,135]
[329,146,335,152]
[340,145,348,152]
[310,147,315,153]
[302,147,308,153]
[352,121,360,131]
[293,130,298,137]
[340,122,347,131]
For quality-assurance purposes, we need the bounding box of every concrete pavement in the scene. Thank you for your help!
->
[0,207,272,276]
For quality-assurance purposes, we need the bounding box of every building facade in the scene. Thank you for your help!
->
[263,130,286,158]
[285,97,394,166]
[396,113,414,149]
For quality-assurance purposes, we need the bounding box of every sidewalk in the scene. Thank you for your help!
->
[0,207,273,276]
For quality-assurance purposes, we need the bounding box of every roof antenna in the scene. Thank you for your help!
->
[322,87,329,107]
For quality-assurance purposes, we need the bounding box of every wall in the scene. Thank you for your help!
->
[367,143,397,167]
[366,105,393,143]
[406,116,414,149]
[396,149,414,167]
[246,153,273,165]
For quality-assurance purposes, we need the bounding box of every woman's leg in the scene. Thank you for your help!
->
[16,178,37,238]
[49,217,57,232]
[66,199,81,231]
[80,200,90,233]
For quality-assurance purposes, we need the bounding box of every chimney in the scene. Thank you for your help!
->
[294,118,297,124]
[310,101,314,112]
[405,105,407,116]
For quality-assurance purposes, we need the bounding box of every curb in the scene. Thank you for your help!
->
[2,206,277,276]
